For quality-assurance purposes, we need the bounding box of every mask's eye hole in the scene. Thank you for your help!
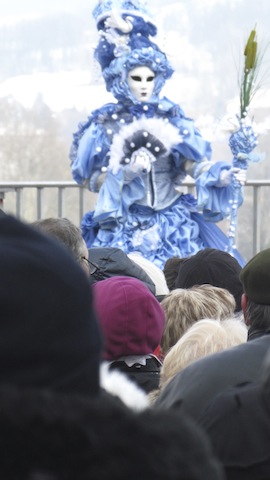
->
[130,75,142,82]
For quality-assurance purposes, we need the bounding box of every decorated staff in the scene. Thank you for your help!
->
[226,27,265,255]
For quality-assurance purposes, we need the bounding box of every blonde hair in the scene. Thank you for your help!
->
[160,284,236,355]
[160,318,247,389]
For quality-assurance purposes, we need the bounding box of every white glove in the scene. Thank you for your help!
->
[233,168,247,185]
[219,167,247,187]
[128,147,152,174]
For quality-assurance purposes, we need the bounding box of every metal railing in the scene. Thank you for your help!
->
[1,179,270,260]
[0,181,88,222]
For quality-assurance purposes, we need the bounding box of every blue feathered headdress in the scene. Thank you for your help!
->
[93,0,154,29]
[92,0,174,101]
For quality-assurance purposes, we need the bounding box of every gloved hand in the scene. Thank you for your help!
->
[128,147,152,174]
[233,168,247,185]
[120,128,165,181]
[219,167,247,187]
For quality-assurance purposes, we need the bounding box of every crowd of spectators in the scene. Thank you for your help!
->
[1,210,270,479]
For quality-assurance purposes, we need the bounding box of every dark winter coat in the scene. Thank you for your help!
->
[199,352,270,479]
[109,355,162,394]
[88,246,156,294]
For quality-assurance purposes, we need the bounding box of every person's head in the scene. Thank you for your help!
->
[0,214,102,395]
[32,217,90,276]
[93,276,165,361]
[87,247,156,292]
[175,248,243,312]
[0,385,225,480]
[163,256,187,291]
[102,46,173,103]
[160,284,236,355]
[127,252,169,297]
[92,2,173,103]
[240,247,270,338]
[160,318,247,389]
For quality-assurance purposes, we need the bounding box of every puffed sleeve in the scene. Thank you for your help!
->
[163,101,243,223]
[93,168,145,227]
[70,119,111,191]
[195,161,243,222]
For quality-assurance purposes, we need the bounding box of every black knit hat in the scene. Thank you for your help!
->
[175,248,243,312]
[0,215,102,395]
[163,256,186,291]
[240,247,270,304]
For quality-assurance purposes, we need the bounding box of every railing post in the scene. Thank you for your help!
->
[79,186,85,224]
[58,187,65,217]
[37,187,44,219]
[16,188,23,218]
[253,185,261,256]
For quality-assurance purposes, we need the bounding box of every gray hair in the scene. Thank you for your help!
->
[31,217,86,264]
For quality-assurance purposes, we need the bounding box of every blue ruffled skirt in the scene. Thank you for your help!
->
[81,193,245,268]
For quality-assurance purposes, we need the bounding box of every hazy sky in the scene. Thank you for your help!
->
[1,0,270,121]
[1,0,90,17]
[0,0,245,21]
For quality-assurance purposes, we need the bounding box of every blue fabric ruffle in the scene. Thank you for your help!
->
[81,193,245,269]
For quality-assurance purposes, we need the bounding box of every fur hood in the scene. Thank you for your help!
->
[100,362,149,411]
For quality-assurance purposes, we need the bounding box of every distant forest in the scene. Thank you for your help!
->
[0,13,92,80]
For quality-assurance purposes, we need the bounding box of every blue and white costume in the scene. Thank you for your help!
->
[70,0,246,268]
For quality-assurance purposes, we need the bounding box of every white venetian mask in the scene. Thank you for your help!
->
[127,66,155,102]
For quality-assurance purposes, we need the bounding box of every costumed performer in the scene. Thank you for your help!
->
[70,0,253,268]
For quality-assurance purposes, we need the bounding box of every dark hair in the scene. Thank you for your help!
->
[246,299,270,337]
